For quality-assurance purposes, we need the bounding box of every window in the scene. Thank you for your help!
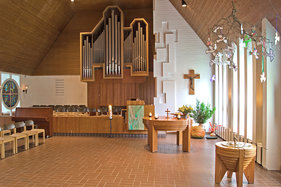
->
[232,46,238,133]
[246,42,253,140]
[0,72,21,115]
[215,40,254,141]
[239,39,245,136]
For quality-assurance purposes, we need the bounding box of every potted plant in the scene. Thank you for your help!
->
[190,100,216,139]
[178,105,193,119]
[209,122,218,136]
[191,100,216,126]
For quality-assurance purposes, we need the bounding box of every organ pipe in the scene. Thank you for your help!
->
[108,18,112,75]
[106,25,109,75]
[115,14,118,75]
[132,21,147,72]
[104,9,122,76]
[117,21,121,74]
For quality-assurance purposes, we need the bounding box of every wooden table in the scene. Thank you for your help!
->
[215,142,256,187]
[143,117,191,152]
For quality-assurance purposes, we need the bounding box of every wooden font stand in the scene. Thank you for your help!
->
[215,142,256,187]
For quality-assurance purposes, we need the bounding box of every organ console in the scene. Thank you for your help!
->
[80,6,149,82]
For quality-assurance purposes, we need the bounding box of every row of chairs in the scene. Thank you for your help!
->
[0,120,45,159]
[32,105,126,114]
[33,105,88,113]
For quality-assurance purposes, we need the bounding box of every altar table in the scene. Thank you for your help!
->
[143,117,191,152]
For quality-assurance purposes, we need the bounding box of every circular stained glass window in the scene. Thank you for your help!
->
[2,79,19,109]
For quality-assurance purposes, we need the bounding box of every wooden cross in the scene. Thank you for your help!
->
[184,69,200,95]
[165,108,170,119]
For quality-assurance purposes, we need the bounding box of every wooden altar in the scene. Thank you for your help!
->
[143,117,191,152]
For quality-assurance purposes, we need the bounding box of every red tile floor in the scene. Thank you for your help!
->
[0,134,280,187]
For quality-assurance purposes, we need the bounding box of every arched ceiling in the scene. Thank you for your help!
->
[169,0,281,45]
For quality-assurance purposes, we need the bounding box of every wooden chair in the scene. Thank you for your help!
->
[25,120,45,144]
[0,128,16,159]
[6,122,28,153]
[20,121,39,148]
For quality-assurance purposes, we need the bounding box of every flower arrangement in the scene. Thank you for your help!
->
[209,122,218,136]
[178,105,193,115]
[190,100,216,124]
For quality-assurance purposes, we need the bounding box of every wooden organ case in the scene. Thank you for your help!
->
[80,6,149,82]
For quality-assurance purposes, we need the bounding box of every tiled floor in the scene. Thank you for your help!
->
[0,134,280,187]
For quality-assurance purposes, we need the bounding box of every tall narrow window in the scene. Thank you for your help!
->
[246,43,253,140]
[239,40,245,136]
[215,64,219,124]
[218,64,223,125]
[222,64,228,127]
[232,45,238,133]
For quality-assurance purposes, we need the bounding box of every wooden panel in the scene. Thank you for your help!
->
[71,0,152,11]
[0,116,13,129]
[0,0,73,75]
[33,8,153,75]
[144,105,155,117]
[87,69,155,109]
[53,116,125,134]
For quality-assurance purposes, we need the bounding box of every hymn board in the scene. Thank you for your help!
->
[80,6,149,82]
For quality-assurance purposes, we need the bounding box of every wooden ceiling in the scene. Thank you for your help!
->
[169,0,281,46]
[0,0,73,75]
[71,0,153,11]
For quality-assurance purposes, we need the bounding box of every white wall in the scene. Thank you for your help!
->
[262,18,281,170]
[153,0,212,119]
[20,75,87,107]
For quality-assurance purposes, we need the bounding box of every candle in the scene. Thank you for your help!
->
[154,114,159,119]
[149,112,152,117]
[108,105,112,119]
[177,113,181,119]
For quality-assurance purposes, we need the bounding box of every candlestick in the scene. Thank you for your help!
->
[108,105,113,119]
[154,114,159,119]
[149,112,152,117]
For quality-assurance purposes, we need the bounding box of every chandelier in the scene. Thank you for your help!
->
[206,0,278,80]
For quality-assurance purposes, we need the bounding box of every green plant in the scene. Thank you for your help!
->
[191,100,216,124]
[178,105,193,115]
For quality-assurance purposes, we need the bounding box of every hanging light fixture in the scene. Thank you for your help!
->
[182,0,187,7]
[206,0,274,75]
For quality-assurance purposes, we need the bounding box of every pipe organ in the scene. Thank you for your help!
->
[80,6,149,82]
[131,20,148,75]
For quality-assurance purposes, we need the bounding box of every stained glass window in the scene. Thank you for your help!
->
[2,79,19,109]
